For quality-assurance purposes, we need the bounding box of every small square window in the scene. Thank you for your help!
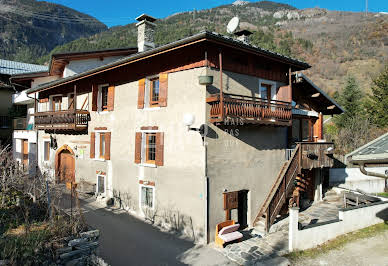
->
[141,186,153,208]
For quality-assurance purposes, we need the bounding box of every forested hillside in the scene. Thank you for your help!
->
[0,0,107,62]
[41,1,387,95]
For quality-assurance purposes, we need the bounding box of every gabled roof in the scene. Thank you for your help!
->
[294,73,344,115]
[0,59,48,75]
[346,132,388,162]
[27,31,310,94]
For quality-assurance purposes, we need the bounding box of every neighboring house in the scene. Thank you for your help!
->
[24,14,343,243]
[0,59,47,148]
[10,48,137,174]
[330,132,388,193]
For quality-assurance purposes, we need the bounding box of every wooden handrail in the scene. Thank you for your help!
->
[33,109,89,116]
[253,144,301,230]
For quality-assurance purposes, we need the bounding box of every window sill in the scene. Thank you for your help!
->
[97,110,110,115]
[93,158,107,162]
[142,107,161,111]
[139,163,157,168]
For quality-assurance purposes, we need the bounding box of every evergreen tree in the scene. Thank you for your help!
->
[366,66,388,128]
[334,76,364,128]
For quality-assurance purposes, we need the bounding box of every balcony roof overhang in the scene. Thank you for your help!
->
[27,31,310,96]
[293,73,344,115]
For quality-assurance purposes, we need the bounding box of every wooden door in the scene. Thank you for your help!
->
[22,140,28,169]
[59,151,75,183]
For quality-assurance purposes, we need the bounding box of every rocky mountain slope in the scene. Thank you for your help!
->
[0,0,107,63]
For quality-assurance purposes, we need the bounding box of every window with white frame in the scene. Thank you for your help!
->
[140,185,154,208]
[258,79,277,101]
[96,174,106,195]
[98,84,109,112]
[94,132,106,159]
[43,141,50,161]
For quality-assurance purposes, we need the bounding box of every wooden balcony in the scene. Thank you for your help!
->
[207,93,292,126]
[299,142,334,169]
[34,110,90,131]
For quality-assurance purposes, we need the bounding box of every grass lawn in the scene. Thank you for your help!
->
[285,222,388,261]
[377,192,388,198]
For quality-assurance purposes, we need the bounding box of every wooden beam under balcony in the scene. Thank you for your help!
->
[207,93,292,126]
[33,109,90,131]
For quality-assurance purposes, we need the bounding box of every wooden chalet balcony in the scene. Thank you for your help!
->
[207,93,292,126]
[34,110,90,131]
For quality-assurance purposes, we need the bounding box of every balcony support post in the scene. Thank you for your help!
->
[34,93,37,113]
[73,85,77,111]
[219,51,224,122]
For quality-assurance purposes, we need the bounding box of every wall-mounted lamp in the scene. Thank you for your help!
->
[183,114,207,144]
[50,135,58,150]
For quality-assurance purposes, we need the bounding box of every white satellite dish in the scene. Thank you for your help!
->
[227,17,240,34]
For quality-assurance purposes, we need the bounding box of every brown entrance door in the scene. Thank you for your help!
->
[58,150,75,183]
[22,140,28,170]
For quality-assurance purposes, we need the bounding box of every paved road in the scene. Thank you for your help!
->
[59,193,235,266]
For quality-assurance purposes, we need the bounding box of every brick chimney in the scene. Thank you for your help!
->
[136,14,157,52]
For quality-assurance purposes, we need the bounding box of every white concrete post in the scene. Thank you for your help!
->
[289,207,299,252]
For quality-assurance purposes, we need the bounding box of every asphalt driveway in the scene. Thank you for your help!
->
[59,193,235,266]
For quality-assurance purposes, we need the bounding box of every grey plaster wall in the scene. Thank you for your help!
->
[37,67,208,242]
[205,67,288,241]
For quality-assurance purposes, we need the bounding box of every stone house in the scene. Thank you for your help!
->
[21,14,343,243]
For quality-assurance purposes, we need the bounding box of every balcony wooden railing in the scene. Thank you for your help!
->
[34,110,90,131]
[13,117,27,130]
[207,93,292,126]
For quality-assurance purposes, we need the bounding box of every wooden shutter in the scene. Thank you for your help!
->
[155,132,164,166]
[138,79,145,109]
[90,132,95,158]
[105,132,111,160]
[159,73,168,107]
[134,132,142,164]
[92,84,98,111]
[107,85,115,111]
[277,85,291,102]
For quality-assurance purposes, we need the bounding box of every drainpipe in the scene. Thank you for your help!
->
[349,158,388,179]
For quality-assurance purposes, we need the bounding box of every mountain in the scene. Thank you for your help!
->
[29,1,388,94]
[0,0,107,63]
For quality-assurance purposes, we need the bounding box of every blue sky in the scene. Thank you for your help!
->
[44,0,387,27]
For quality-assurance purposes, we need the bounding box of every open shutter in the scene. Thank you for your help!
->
[92,84,98,111]
[107,85,115,111]
[105,132,111,160]
[134,132,142,164]
[155,132,164,166]
[138,79,145,109]
[277,85,291,102]
[159,73,168,107]
[90,132,95,158]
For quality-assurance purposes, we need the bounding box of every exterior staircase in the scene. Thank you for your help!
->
[253,144,302,233]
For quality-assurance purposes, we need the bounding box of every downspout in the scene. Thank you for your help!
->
[349,158,388,179]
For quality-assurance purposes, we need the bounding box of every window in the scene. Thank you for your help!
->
[97,84,109,112]
[44,141,50,161]
[149,78,160,107]
[0,116,10,129]
[137,74,167,109]
[145,133,156,164]
[97,175,105,195]
[99,133,106,159]
[141,186,154,208]
[52,96,62,111]
[135,131,163,166]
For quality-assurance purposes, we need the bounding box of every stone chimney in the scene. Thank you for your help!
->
[136,14,157,52]
[234,30,253,44]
